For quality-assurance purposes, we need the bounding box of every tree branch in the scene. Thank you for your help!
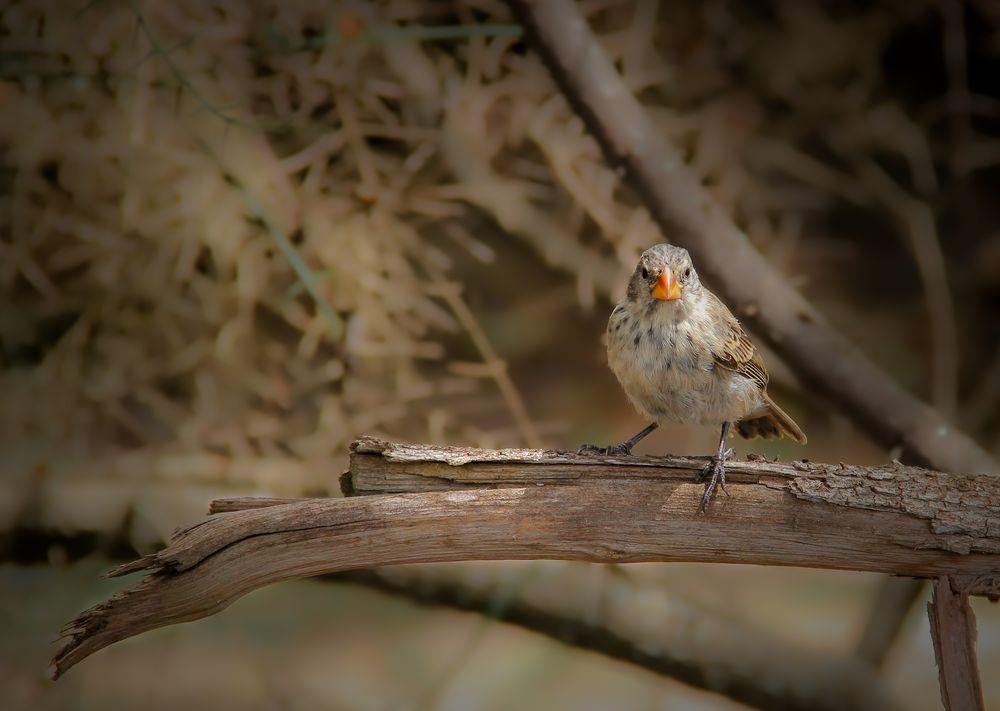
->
[928,576,986,711]
[11,526,894,711]
[52,437,1000,679]
[8,527,892,710]
[329,565,901,711]
[504,0,997,478]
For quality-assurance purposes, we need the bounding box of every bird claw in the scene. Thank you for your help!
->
[697,455,729,513]
[577,442,633,456]
[606,442,634,456]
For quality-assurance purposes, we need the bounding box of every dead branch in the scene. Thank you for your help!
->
[505,0,997,478]
[928,576,986,711]
[330,565,901,711]
[52,437,1000,680]
[11,525,894,711]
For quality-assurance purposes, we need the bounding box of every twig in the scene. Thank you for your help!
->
[238,185,344,341]
[965,344,1000,433]
[328,565,901,711]
[273,23,524,53]
[941,0,973,179]
[128,5,345,343]
[927,576,985,711]
[425,280,543,448]
[858,160,958,422]
[504,0,997,477]
[51,437,1000,679]
[749,142,959,422]
[129,4,248,128]
[409,564,538,711]
[854,578,925,667]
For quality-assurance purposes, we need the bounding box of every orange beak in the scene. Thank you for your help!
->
[651,267,682,301]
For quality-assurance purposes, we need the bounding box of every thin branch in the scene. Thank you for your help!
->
[857,160,958,422]
[329,565,901,711]
[854,578,925,667]
[129,4,249,128]
[965,343,1000,433]
[237,184,345,341]
[941,0,973,179]
[405,565,538,711]
[52,437,1000,679]
[286,24,523,52]
[425,279,543,448]
[504,0,997,477]
[11,517,899,711]
[928,576,985,711]
[128,4,345,342]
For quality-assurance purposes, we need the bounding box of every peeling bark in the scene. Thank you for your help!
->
[52,438,1000,680]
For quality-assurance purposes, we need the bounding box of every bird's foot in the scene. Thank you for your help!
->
[696,448,733,513]
[577,442,634,456]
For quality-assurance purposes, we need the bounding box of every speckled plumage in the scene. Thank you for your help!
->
[607,244,806,443]
[583,244,805,511]
[607,289,766,426]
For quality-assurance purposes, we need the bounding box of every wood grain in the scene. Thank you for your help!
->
[52,438,1000,680]
[928,577,986,711]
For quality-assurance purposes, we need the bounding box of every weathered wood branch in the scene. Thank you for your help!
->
[51,438,1000,680]
[17,525,892,710]
[928,577,986,711]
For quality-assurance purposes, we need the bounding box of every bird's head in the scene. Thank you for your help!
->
[626,243,701,306]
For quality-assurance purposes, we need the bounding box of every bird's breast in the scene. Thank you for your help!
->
[606,303,760,424]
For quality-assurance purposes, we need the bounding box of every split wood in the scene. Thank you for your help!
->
[52,436,999,686]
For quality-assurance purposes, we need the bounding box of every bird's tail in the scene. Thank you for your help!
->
[736,393,807,445]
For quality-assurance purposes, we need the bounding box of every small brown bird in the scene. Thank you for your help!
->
[580,243,806,511]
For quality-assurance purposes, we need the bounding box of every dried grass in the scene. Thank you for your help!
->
[1,0,993,537]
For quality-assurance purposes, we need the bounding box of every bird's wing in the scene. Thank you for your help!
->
[711,311,769,391]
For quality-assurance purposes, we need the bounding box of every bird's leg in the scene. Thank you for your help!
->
[578,422,658,456]
[697,422,733,512]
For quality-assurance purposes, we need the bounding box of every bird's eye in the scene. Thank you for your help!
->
[641,266,649,279]
[683,268,691,279]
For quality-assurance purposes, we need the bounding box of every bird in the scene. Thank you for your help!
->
[579,243,806,511]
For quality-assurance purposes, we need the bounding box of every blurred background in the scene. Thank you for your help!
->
[2,0,999,709]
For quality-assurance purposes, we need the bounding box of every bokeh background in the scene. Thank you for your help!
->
[2,1,1000,709]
